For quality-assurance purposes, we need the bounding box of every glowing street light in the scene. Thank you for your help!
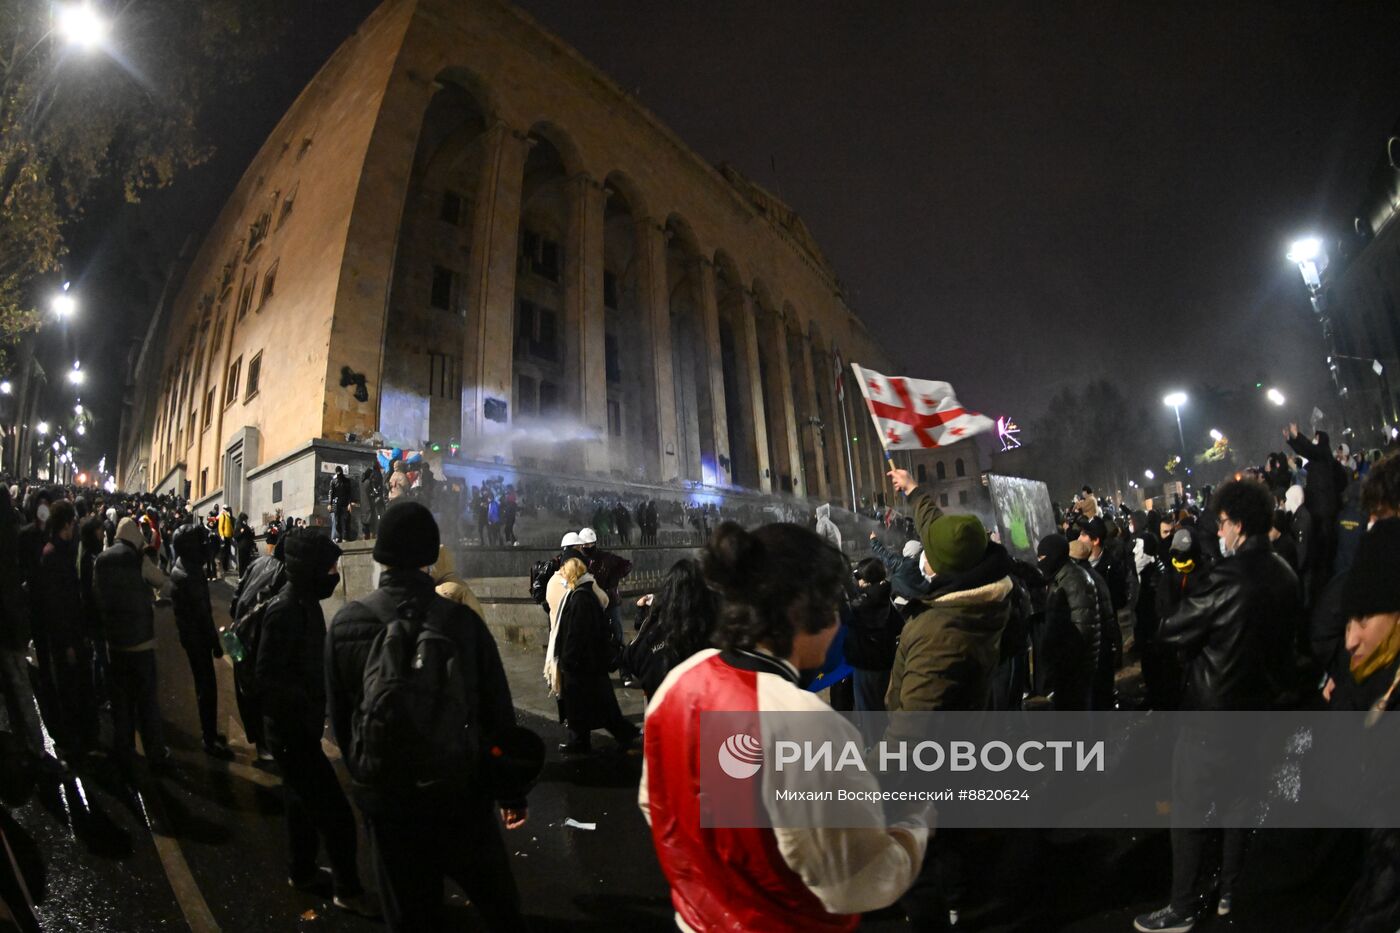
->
[1209,428,1223,442]
[77,425,86,436]
[1266,388,1286,406]
[0,381,10,395]
[51,291,77,318]
[36,421,49,436]
[56,3,110,50]
[1144,469,1155,481]
[1163,392,1187,455]
[67,361,84,386]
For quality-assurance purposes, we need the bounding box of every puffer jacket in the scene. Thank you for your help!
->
[886,490,1013,712]
[1157,535,1301,710]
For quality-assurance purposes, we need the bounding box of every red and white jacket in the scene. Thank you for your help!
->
[639,648,928,932]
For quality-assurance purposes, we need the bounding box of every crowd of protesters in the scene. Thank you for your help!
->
[3,421,1398,931]
[619,432,1400,933]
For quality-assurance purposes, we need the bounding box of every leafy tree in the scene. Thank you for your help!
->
[0,0,285,370]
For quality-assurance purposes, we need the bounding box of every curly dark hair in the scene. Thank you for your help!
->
[1361,451,1400,518]
[648,558,719,663]
[702,521,847,659]
[1212,479,1273,537]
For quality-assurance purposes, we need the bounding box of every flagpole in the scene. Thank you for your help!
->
[838,384,858,509]
[851,362,900,480]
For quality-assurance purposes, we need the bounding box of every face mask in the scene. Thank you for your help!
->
[1219,542,1237,559]
[36,504,49,524]
[316,572,341,600]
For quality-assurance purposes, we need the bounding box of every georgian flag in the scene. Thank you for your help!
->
[851,363,995,450]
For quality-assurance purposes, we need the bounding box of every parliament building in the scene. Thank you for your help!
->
[117,0,971,525]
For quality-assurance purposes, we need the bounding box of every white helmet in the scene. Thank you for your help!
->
[578,527,598,545]
[561,532,583,548]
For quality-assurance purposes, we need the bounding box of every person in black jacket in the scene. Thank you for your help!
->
[169,525,231,759]
[868,533,934,613]
[554,554,639,754]
[255,528,375,916]
[846,558,901,713]
[234,514,257,579]
[1286,424,1348,600]
[1034,534,1099,711]
[1135,479,1302,933]
[0,484,45,767]
[37,500,98,760]
[623,558,717,700]
[94,517,171,771]
[326,501,527,932]
[328,467,354,544]
[228,524,285,763]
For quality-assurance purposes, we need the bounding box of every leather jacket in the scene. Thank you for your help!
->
[1048,560,1101,683]
[1157,536,1301,709]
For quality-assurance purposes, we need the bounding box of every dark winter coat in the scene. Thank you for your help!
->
[328,472,354,507]
[93,522,168,651]
[586,548,632,600]
[170,557,219,657]
[255,582,329,742]
[1286,433,1347,519]
[1042,560,1101,706]
[845,579,901,671]
[555,577,626,735]
[38,537,85,649]
[325,568,520,813]
[1157,535,1301,710]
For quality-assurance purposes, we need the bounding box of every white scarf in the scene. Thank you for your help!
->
[543,572,595,697]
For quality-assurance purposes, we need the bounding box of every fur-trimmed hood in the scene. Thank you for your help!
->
[932,575,1014,607]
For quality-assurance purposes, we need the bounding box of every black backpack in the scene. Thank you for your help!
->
[529,558,557,609]
[349,592,478,791]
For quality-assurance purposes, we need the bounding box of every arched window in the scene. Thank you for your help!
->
[917,464,927,484]
[955,458,966,478]
[935,462,947,481]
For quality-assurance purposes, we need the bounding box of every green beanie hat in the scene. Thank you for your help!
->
[921,512,989,575]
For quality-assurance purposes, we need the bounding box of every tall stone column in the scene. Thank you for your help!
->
[769,310,805,497]
[462,123,530,444]
[637,219,679,482]
[737,290,773,493]
[566,173,608,473]
[691,257,731,486]
[794,333,829,500]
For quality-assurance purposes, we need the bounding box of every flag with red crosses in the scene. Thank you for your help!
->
[851,363,994,451]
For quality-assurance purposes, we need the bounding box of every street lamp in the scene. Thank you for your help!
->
[1209,428,1223,442]
[0,381,10,395]
[67,361,84,386]
[1163,392,1187,455]
[1144,469,1155,481]
[1267,388,1286,407]
[56,3,110,49]
[51,291,76,319]
[36,421,48,436]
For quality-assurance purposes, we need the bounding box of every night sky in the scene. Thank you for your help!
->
[63,0,1400,471]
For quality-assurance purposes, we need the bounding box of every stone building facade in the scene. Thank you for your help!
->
[118,0,910,521]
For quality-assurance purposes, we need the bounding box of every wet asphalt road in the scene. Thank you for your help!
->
[3,579,1362,932]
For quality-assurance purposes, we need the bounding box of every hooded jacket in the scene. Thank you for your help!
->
[431,545,486,620]
[815,504,843,551]
[885,489,1013,712]
[846,578,901,671]
[93,518,169,651]
[255,534,341,740]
